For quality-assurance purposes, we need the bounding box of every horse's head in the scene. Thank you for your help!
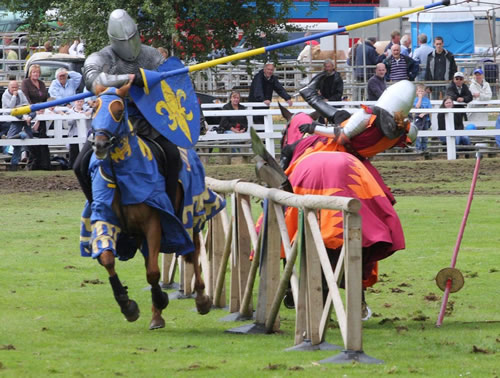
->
[278,102,319,149]
[90,82,131,160]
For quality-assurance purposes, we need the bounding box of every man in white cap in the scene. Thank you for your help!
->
[445,72,473,134]
[446,72,472,105]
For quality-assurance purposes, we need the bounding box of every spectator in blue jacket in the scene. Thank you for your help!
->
[412,84,432,151]
[48,68,83,101]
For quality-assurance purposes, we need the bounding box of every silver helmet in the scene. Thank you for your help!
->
[107,9,141,62]
[375,80,415,118]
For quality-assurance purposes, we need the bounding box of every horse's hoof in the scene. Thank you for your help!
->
[196,295,212,315]
[122,299,140,322]
[150,308,165,330]
[283,289,295,309]
[149,316,165,330]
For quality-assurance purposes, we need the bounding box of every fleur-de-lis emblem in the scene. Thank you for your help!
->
[110,136,132,162]
[155,81,193,143]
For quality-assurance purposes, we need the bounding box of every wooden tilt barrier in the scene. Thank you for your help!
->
[162,177,381,363]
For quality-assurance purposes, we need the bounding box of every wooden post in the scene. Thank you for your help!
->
[294,210,307,344]
[303,210,324,345]
[229,193,252,313]
[343,211,363,352]
[183,258,194,296]
[160,253,176,286]
[255,199,281,331]
[228,193,239,312]
[208,211,229,308]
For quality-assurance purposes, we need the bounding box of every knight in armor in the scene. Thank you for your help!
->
[258,78,418,194]
[73,9,181,205]
[279,77,418,169]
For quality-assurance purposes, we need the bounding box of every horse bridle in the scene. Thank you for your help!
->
[89,128,119,152]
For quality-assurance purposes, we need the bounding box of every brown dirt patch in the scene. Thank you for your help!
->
[1,157,500,195]
[0,173,81,194]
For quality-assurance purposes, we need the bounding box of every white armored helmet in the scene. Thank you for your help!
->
[375,80,415,118]
[107,9,141,62]
[373,80,416,139]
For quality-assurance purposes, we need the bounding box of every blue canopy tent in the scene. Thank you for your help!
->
[409,6,475,56]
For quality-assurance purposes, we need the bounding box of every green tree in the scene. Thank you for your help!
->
[2,0,312,62]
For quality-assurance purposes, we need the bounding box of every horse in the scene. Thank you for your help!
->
[254,90,416,316]
[79,81,225,329]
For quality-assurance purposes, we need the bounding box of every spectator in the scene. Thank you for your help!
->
[468,68,492,127]
[69,39,85,57]
[384,30,401,53]
[58,42,70,54]
[469,68,492,102]
[400,34,412,56]
[218,90,248,134]
[157,47,169,59]
[46,100,70,116]
[412,84,432,152]
[48,67,83,101]
[43,41,53,52]
[68,99,92,166]
[411,33,434,81]
[366,63,387,101]
[446,71,473,105]
[248,62,292,124]
[425,36,457,99]
[317,59,343,102]
[351,37,379,82]
[0,121,9,141]
[383,44,418,82]
[1,80,34,170]
[25,43,40,60]
[425,86,433,98]
[21,64,51,170]
[3,37,18,60]
[495,114,500,148]
[438,96,469,146]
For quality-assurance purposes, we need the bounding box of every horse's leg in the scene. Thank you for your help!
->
[191,232,212,315]
[99,250,140,322]
[143,209,169,330]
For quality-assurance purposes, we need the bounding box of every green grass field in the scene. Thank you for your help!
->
[0,163,499,377]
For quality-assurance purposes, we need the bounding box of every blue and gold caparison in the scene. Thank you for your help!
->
[80,87,225,261]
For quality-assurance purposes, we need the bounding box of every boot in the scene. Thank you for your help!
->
[299,72,339,122]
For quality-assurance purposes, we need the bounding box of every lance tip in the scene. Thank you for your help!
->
[11,105,31,117]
